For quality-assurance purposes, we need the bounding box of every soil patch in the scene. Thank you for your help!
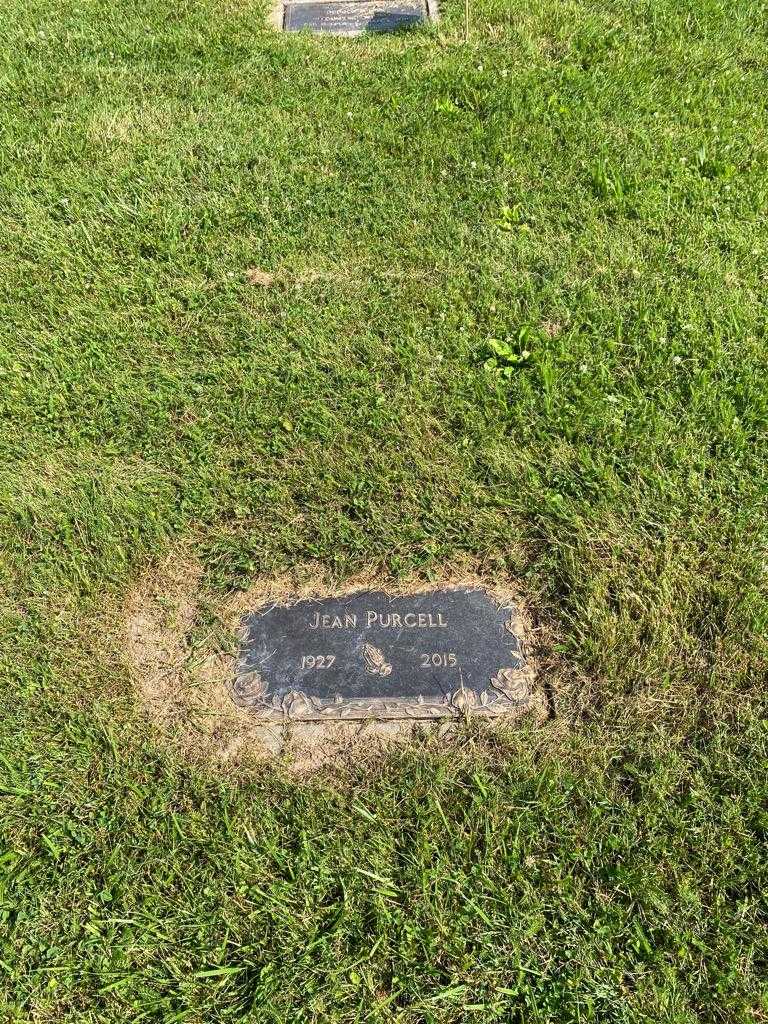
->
[124,554,549,774]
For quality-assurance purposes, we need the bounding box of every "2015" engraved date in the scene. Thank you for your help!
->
[420,652,458,668]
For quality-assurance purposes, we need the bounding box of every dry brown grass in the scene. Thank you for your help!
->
[121,550,554,775]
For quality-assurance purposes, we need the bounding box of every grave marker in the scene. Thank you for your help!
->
[281,0,434,35]
[233,588,535,720]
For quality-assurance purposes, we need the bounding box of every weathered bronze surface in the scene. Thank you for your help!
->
[283,0,426,34]
[233,588,534,721]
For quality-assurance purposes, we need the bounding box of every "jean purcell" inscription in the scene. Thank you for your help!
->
[308,610,448,630]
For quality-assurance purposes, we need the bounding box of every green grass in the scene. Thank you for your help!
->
[3,715,767,1021]
[1,0,767,1018]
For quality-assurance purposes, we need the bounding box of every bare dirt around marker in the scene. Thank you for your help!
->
[123,553,549,774]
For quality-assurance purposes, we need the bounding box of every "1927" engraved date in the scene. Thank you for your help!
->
[301,654,336,669]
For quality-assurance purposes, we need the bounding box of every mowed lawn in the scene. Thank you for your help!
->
[1,0,767,1019]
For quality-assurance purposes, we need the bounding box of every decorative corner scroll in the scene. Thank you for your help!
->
[490,665,536,703]
[231,669,269,705]
[504,613,525,637]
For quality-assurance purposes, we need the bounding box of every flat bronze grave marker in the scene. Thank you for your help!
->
[233,588,534,721]
[282,0,430,35]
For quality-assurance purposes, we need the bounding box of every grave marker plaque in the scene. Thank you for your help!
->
[233,588,535,721]
[282,0,428,34]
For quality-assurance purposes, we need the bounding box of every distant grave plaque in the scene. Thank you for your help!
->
[233,588,535,721]
[282,0,430,35]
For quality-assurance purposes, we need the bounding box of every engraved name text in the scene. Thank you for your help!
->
[308,610,448,629]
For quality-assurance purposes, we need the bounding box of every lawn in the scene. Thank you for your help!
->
[1,0,767,1019]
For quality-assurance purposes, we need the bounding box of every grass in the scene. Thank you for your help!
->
[3,715,767,1021]
[1,0,767,1018]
